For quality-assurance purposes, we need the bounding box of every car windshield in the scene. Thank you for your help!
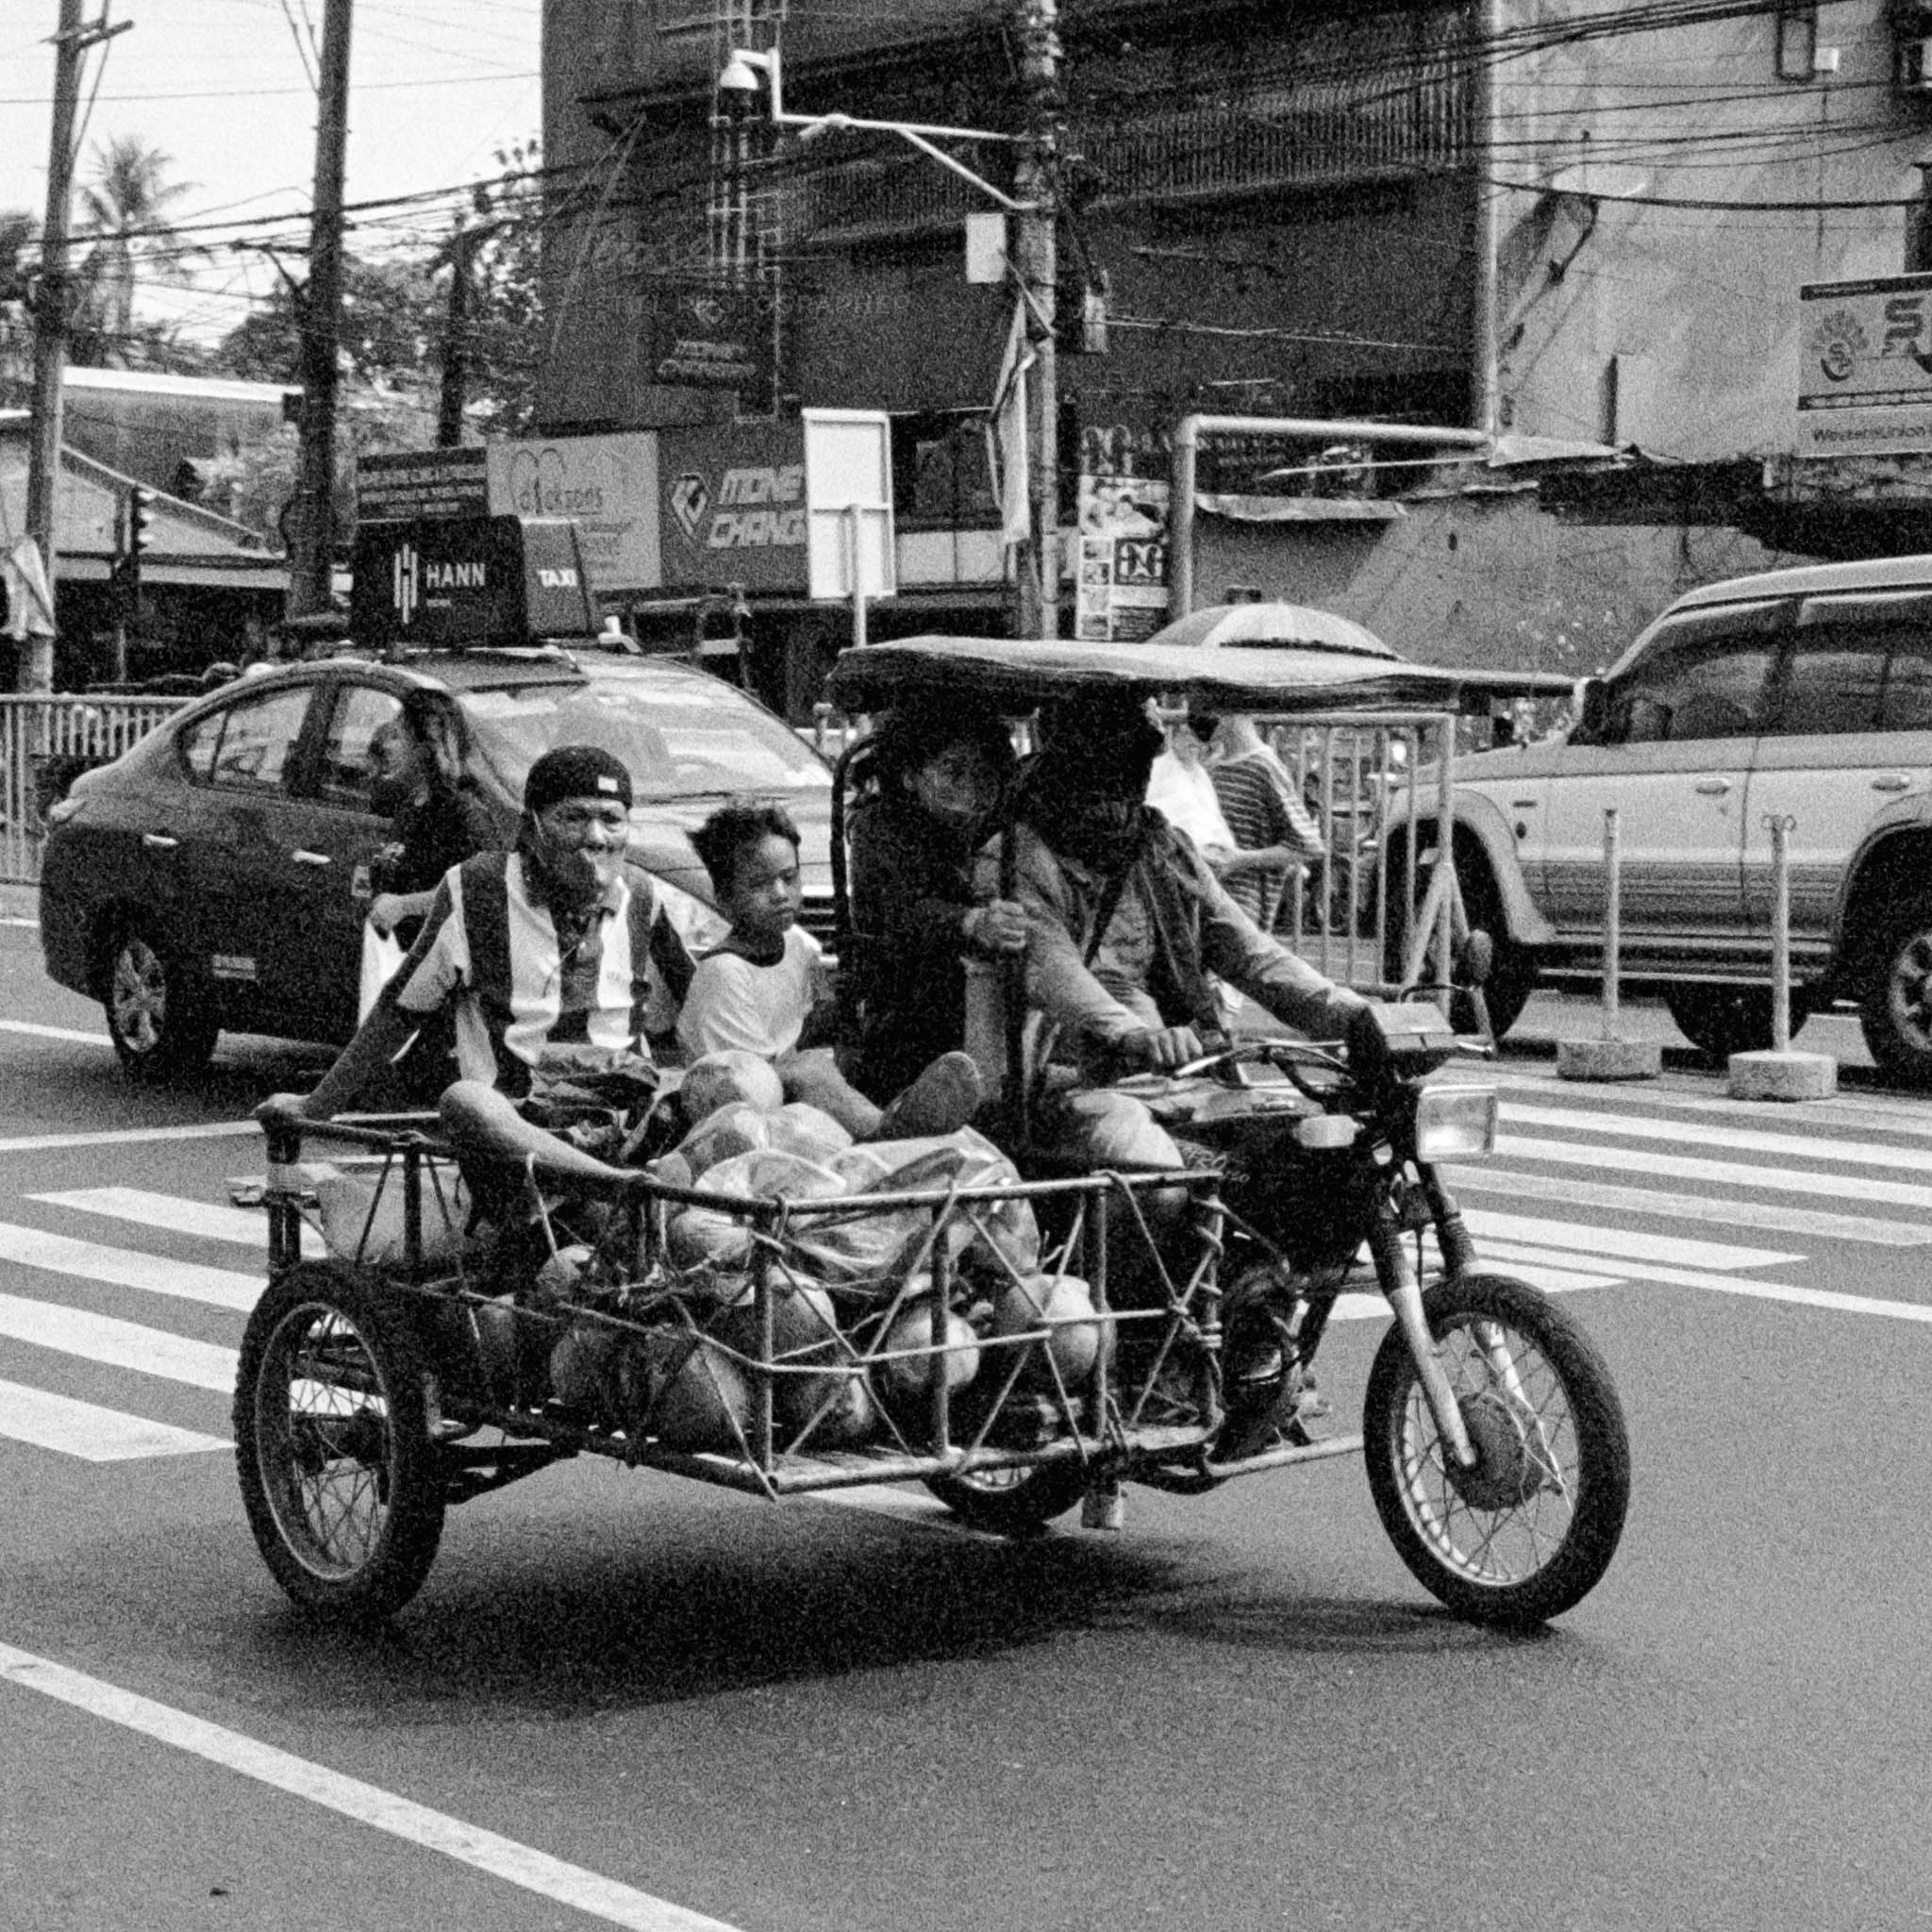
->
[457,666,831,804]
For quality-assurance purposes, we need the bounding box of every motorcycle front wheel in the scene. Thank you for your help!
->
[1363,1272,1629,1628]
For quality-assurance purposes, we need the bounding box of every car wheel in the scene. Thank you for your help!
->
[1860,895,1932,1086]
[1663,985,1808,1061]
[104,924,218,1082]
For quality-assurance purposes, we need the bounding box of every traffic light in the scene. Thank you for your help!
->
[129,487,156,555]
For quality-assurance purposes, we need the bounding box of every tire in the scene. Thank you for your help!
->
[925,1461,1089,1538]
[1384,842,1535,1040]
[1363,1272,1630,1628]
[103,924,218,1082]
[1664,985,1807,1060]
[234,1261,446,1621]
[1860,894,1932,1087]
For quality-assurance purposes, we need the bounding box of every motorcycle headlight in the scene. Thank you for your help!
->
[1413,1084,1498,1160]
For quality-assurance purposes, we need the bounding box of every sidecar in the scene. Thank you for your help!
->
[238,1108,1339,1622]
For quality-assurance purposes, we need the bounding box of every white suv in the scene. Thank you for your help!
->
[1393,553,1932,1082]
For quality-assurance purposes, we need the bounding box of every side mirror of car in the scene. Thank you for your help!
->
[1570,676,1607,746]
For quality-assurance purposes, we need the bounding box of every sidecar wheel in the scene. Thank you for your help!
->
[235,1261,446,1623]
[925,1461,1089,1538]
[1362,1272,1629,1628]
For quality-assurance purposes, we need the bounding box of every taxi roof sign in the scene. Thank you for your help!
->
[350,515,598,649]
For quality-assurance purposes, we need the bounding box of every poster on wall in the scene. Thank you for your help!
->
[1074,472,1171,641]
[1797,272,1932,457]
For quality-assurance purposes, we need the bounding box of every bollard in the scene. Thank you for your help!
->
[1557,807,1661,1081]
[1728,813,1836,1101]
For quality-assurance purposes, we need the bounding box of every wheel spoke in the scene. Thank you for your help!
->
[1391,1313,1583,1590]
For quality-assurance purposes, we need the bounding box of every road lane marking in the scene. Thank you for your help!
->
[0,1293,236,1391]
[1443,1165,1932,1245]
[1491,1070,1932,1138]
[1459,1208,1797,1271]
[1506,1102,1932,1176]
[0,1223,260,1312]
[32,1187,276,1248]
[1492,1133,1932,1212]
[0,1019,109,1045]
[0,1379,227,1459]
[0,1122,259,1156]
[0,1644,746,1932]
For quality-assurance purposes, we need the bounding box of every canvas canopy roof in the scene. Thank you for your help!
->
[826,633,1573,717]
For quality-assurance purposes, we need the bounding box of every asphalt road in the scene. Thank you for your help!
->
[6,916,1932,1931]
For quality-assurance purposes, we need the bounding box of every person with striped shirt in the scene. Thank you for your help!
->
[1200,712,1326,934]
[259,744,696,1201]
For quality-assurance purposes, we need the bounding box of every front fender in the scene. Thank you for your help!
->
[1834,805,1932,978]
[1382,791,1556,946]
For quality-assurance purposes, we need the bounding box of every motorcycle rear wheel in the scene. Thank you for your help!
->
[925,1461,1089,1538]
[1363,1272,1629,1628]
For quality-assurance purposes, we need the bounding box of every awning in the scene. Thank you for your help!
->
[1195,492,1406,524]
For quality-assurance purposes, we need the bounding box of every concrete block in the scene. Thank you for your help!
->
[1725,1049,1838,1102]
[1556,1036,1663,1081]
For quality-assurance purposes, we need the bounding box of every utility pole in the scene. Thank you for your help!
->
[435,219,472,448]
[1012,0,1061,642]
[288,0,353,619]
[23,0,129,691]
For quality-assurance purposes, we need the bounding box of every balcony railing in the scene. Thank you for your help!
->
[775,55,1473,246]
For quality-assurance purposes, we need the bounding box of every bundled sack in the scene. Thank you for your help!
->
[678,1049,785,1122]
[298,1161,473,1268]
[796,1127,1041,1285]
[716,1278,876,1446]
[619,1327,751,1452]
[664,1148,848,1273]
[673,1096,853,1182]
[675,1101,775,1178]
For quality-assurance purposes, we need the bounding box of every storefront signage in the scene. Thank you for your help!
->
[1798,272,1932,457]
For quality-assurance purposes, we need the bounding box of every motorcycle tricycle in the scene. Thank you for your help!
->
[233,634,1628,1628]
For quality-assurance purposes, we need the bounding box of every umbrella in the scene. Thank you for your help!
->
[1141,601,1396,658]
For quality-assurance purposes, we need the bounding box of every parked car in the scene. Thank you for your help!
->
[39,647,834,1081]
[1386,553,1932,1079]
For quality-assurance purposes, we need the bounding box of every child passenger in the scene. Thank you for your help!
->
[678,800,983,1141]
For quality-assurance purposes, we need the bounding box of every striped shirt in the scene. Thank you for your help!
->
[1208,749,1325,930]
[388,852,694,1098]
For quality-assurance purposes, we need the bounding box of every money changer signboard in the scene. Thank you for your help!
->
[1798,272,1932,457]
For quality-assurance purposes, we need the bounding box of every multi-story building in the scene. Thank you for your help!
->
[535,0,1932,708]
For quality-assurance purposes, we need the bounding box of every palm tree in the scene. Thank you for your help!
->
[0,209,35,386]
[75,137,208,361]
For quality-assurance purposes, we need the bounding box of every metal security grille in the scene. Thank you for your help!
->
[1,694,187,885]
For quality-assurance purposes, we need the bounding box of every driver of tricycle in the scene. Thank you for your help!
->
[258,743,696,1213]
[989,692,1384,1183]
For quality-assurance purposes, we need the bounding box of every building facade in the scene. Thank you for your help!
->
[534,0,1932,698]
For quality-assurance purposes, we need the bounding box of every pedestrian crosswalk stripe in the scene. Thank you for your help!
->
[1491,1071,1932,1140]
[0,1020,110,1047]
[1507,1102,1932,1177]
[1459,1208,1797,1271]
[1445,1164,1932,1245]
[0,1292,236,1392]
[1492,1133,1932,1212]
[0,1122,259,1156]
[0,1379,227,1461]
[0,1223,260,1313]
[31,1187,278,1249]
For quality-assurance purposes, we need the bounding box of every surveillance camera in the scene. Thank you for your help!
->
[796,113,853,145]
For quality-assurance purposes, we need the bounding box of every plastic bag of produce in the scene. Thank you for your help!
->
[664,1149,847,1272]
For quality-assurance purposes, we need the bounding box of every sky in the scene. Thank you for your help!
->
[0,0,543,347]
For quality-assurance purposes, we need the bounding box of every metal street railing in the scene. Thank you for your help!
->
[1,693,187,886]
